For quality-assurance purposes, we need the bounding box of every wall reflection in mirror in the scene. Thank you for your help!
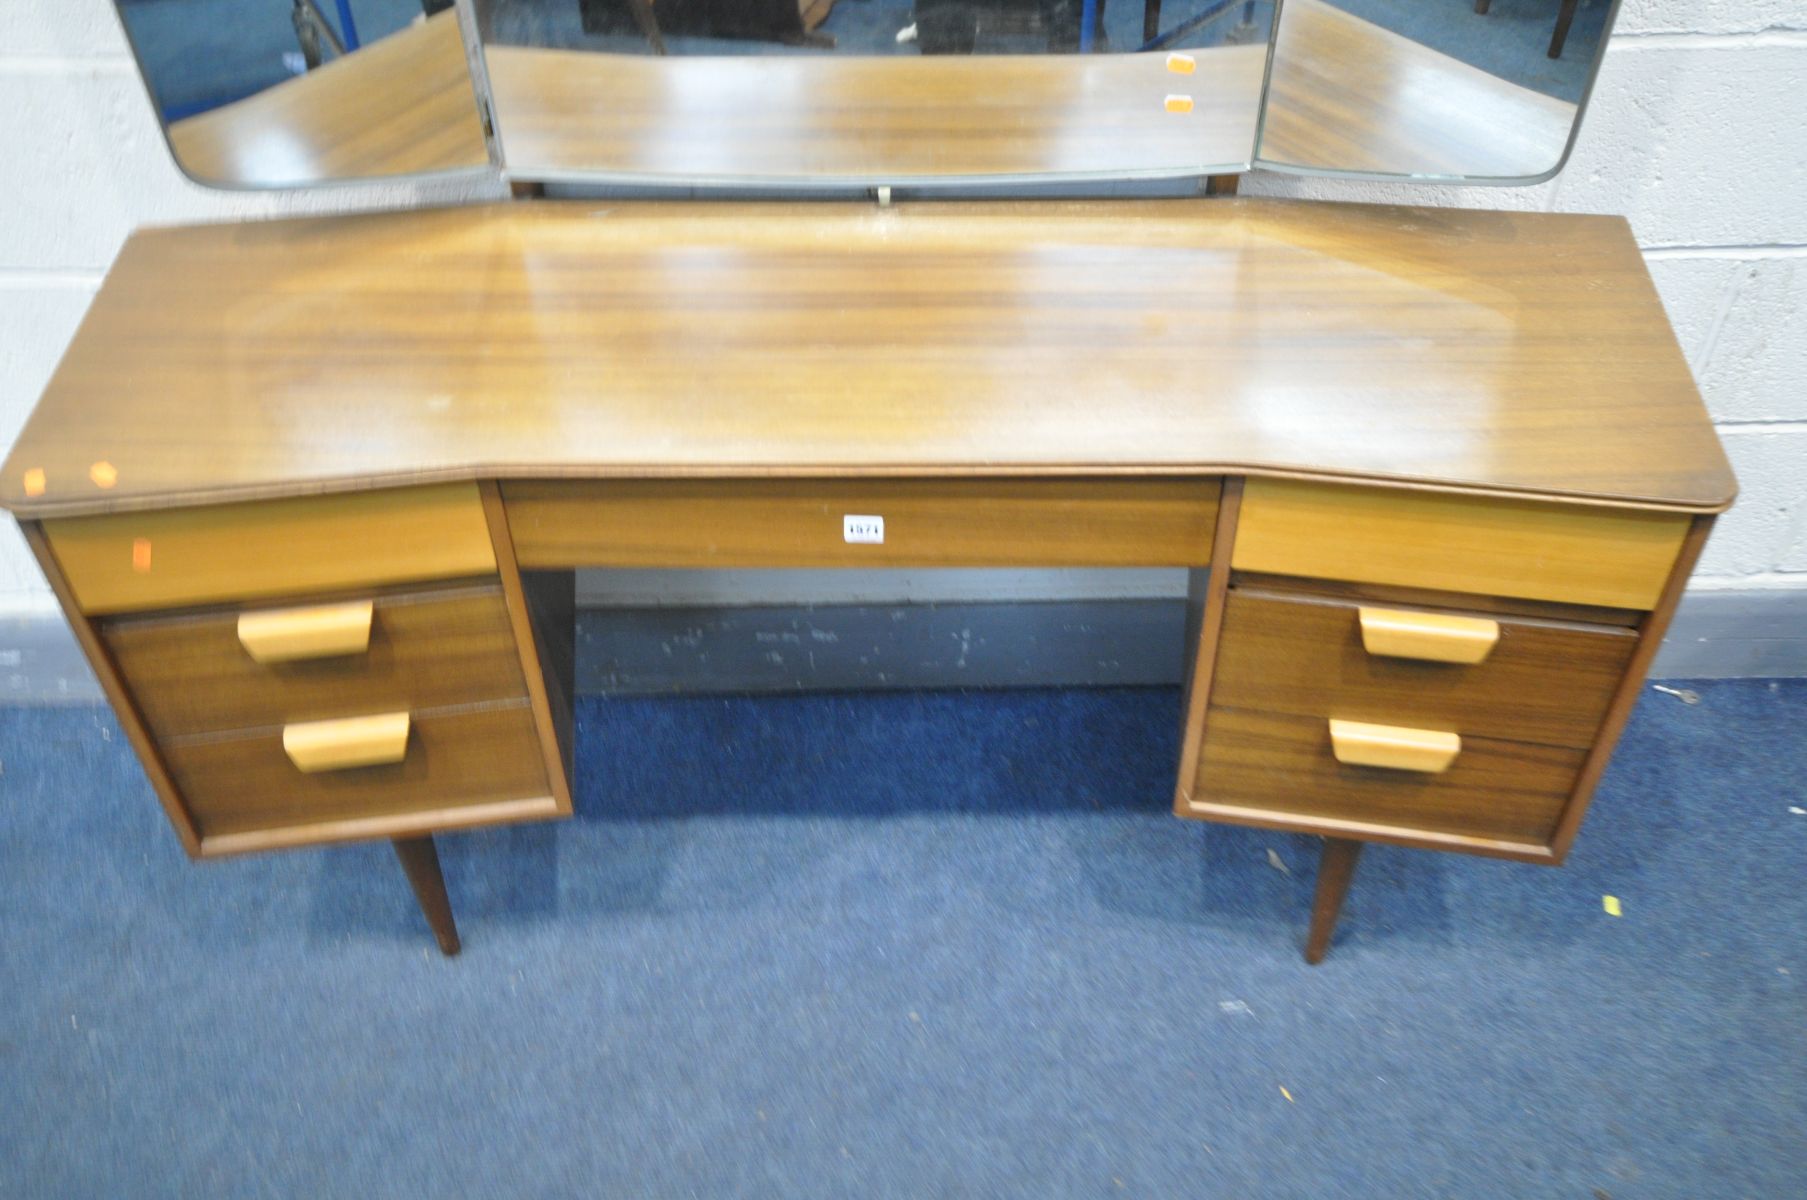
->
[1258,0,1613,180]
[117,0,491,187]
[474,0,1276,183]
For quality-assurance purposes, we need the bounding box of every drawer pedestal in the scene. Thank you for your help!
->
[22,484,577,954]
[1178,479,1713,960]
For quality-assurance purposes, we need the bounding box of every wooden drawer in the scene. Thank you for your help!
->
[1190,707,1584,850]
[503,478,1221,568]
[164,702,551,843]
[42,483,496,615]
[1232,479,1689,610]
[1211,588,1636,750]
[101,583,528,739]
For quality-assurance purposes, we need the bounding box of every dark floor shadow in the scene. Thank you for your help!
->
[1067,814,1459,955]
[292,684,1654,951]
[1318,836,1459,955]
[303,840,424,948]
[438,821,562,924]
[302,812,692,943]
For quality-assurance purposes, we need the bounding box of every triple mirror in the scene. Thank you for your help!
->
[118,0,1615,190]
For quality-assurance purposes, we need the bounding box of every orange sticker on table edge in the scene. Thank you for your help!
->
[132,538,152,573]
[89,461,118,489]
[1167,53,1196,74]
[1165,94,1194,114]
[22,468,46,497]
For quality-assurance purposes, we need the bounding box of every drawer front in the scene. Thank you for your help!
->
[1192,707,1583,848]
[164,702,550,840]
[1211,588,1635,750]
[102,584,527,739]
[503,478,1221,568]
[1232,479,1689,610]
[42,483,496,615]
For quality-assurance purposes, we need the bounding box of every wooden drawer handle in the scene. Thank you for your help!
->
[1357,606,1499,665]
[238,600,374,663]
[283,711,411,773]
[1328,718,1461,774]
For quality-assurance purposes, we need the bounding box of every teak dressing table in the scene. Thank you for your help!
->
[1,198,1732,959]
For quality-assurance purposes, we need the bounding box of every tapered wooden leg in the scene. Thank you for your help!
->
[393,836,460,956]
[1304,838,1363,964]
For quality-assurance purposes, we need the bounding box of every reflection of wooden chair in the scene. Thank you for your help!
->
[1472,0,1582,60]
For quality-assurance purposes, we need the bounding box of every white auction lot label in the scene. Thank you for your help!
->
[843,514,884,544]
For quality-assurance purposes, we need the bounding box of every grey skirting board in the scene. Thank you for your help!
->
[577,600,1189,695]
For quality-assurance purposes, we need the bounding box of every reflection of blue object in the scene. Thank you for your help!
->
[333,0,362,51]
[1079,0,1097,50]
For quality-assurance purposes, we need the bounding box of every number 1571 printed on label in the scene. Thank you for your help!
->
[843,514,885,544]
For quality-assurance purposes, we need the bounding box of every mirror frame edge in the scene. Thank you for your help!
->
[112,0,1622,195]
[111,0,505,193]
[1248,0,1624,187]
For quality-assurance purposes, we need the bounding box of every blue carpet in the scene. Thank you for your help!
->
[2,681,1803,1197]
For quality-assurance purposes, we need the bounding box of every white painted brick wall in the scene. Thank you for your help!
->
[1,1,1802,611]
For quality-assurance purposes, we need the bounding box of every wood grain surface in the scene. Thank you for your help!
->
[503,478,1220,568]
[22,522,202,855]
[195,795,563,857]
[163,700,550,840]
[1259,0,1579,179]
[1548,513,1717,860]
[166,12,489,187]
[484,43,1265,183]
[1210,587,1635,749]
[1172,479,1244,812]
[481,482,576,818]
[103,584,527,739]
[0,199,1733,519]
[1193,706,1584,846]
[40,484,497,614]
[1226,572,1645,628]
[1232,479,1692,610]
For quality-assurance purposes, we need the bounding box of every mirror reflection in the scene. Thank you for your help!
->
[118,1,491,187]
[475,0,1275,182]
[480,0,1272,56]
[1258,0,1609,180]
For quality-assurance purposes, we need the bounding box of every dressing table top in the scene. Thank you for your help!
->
[1,197,1733,519]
